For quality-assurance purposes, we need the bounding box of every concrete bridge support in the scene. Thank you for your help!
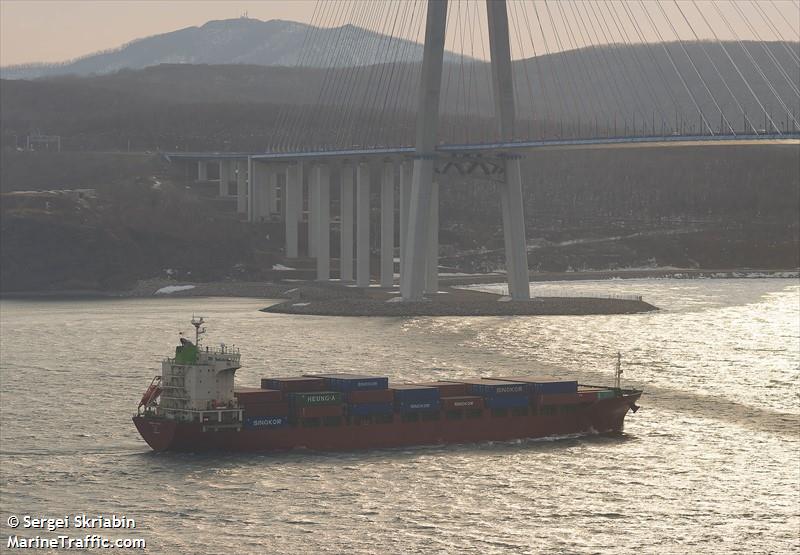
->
[340,165,355,282]
[356,163,371,288]
[285,163,302,258]
[268,170,279,216]
[309,173,319,257]
[314,165,331,281]
[219,160,234,197]
[403,0,447,301]
[425,181,439,295]
[399,160,412,286]
[236,160,247,214]
[198,160,208,182]
[380,162,395,288]
[487,0,530,300]
[247,160,271,222]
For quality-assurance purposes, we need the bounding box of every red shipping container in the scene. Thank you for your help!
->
[235,388,283,404]
[296,405,344,418]
[243,401,290,417]
[442,396,484,410]
[261,377,326,393]
[535,393,581,406]
[578,391,598,402]
[413,381,469,397]
[347,389,395,404]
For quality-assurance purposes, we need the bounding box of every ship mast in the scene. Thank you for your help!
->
[191,316,206,347]
[615,351,623,390]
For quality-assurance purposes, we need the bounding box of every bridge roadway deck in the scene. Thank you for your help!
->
[164,133,799,162]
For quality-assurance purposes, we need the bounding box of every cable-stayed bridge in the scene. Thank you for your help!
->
[165,0,800,301]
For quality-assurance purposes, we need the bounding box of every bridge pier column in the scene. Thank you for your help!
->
[487,0,530,300]
[403,0,447,301]
[309,170,319,257]
[314,164,330,281]
[198,160,208,181]
[380,162,395,288]
[340,165,354,282]
[356,163,371,288]
[260,165,273,221]
[285,163,302,258]
[268,169,279,216]
[236,160,247,214]
[425,180,438,295]
[218,161,229,197]
[247,160,261,222]
[503,157,529,298]
[399,160,412,287]
[247,158,255,222]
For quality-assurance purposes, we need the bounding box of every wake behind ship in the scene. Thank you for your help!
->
[133,318,642,452]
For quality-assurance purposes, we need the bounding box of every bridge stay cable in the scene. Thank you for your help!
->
[553,0,609,136]
[580,0,641,133]
[603,0,671,135]
[568,0,632,136]
[711,0,795,132]
[383,0,422,148]
[690,0,775,134]
[757,0,800,66]
[296,0,349,150]
[508,0,537,139]
[333,0,385,149]
[588,0,651,134]
[543,0,587,135]
[671,0,752,136]
[345,0,396,150]
[638,0,714,135]
[340,0,389,149]
[272,0,324,151]
[387,0,425,148]
[617,0,684,134]
[517,1,555,139]
[653,0,734,135]
[311,0,366,150]
[361,0,406,149]
[283,0,342,151]
[530,0,571,136]
[599,0,671,134]
[728,0,800,99]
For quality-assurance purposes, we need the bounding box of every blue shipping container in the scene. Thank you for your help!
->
[396,400,440,412]
[485,395,530,409]
[347,403,394,417]
[244,416,288,429]
[468,381,527,397]
[392,386,440,404]
[311,374,389,391]
[532,381,578,395]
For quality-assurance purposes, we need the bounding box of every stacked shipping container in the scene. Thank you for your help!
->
[238,373,618,429]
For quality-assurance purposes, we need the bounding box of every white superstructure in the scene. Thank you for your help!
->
[139,318,244,429]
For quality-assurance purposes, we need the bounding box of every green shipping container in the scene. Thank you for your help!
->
[289,391,342,407]
[596,390,616,400]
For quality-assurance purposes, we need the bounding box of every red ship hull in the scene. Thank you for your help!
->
[133,392,641,453]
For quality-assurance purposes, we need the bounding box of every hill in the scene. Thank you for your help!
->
[1,40,797,152]
[0,18,464,80]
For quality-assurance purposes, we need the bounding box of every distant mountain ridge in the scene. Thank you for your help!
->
[1,17,464,80]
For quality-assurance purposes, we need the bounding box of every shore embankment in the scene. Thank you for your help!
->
[2,268,796,316]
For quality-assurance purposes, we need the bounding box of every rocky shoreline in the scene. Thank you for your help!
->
[2,268,796,316]
[261,294,656,317]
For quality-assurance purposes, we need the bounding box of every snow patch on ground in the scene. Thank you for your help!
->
[272,264,295,270]
[155,285,196,295]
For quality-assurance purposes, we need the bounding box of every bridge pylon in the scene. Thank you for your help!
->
[402,0,530,301]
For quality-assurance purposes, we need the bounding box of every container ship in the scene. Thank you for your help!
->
[133,318,642,452]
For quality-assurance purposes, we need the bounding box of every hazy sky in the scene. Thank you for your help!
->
[1,0,798,67]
